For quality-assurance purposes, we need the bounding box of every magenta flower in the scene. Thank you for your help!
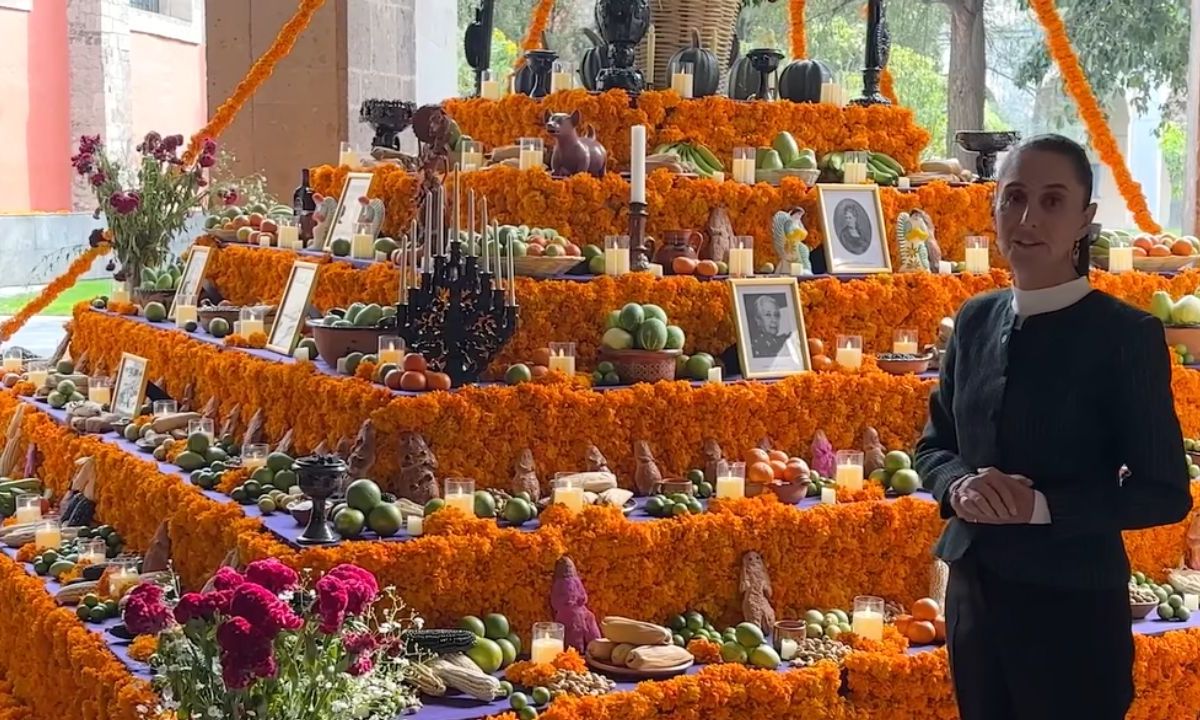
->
[71,152,94,176]
[216,616,277,690]
[348,653,374,676]
[315,574,349,634]
[108,191,141,215]
[228,583,302,637]
[326,564,378,616]
[174,592,219,624]
[89,170,107,187]
[203,138,217,155]
[211,566,245,591]
[138,131,162,154]
[198,154,215,168]
[344,631,378,656]
[244,558,299,595]
[123,583,173,636]
[78,134,101,154]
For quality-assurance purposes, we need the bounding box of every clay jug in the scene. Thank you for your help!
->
[654,230,703,272]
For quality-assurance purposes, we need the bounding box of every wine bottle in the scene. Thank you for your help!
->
[293,168,316,241]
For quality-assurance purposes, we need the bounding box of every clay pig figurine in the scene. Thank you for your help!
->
[544,110,607,178]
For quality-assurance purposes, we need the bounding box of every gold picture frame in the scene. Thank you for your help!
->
[816,183,892,274]
[728,277,812,379]
[168,245,211,320]
[267,260,321,355]
[111,352,149,420]
[321,172,375,251]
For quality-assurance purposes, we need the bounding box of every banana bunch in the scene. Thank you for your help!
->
[819,151,906,186]
[652,142,725,178]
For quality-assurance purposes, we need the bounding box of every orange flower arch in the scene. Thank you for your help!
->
[0,243,109,343]
[789,0,807,59]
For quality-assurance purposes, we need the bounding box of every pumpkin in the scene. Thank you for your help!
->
[778,59,832,103]
[727,55,759,100]
[667,29,719,97]
[579,28,610,92]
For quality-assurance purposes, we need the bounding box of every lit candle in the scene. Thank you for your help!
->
[714,461,745,499]
[351,223,375,260]
[87,383,111,406]
[175,304,198,329]
[460,140,485,172]
[242,443,269,472]
[779,637,799,661]
[531,622,565,664]
[835,335,863,370]
[852,596,885,642]
[34,520,61,551]
[110,284,131,304]
[25,367,47,390]
[893,329,919,356]
[728,236,754,277]
[518,137,544,171]
[444,478,476,516]
[707,367,723,384]
[338,142,358,167]
[670,62,694,99]
[14,494,41,524]
[239,319,265,336]
[378,336,405,366]
[480,70,502,101]
[630,125,647,204]
[2,357,22,373]
[79,538,107,565]
[1185,594,1200,612]
[732,147,756,185]
[548,343,575,376]
[644,25,656,85]
[1108,245,1134,273]
[551,60,574,93]
[604,236,630,276]
[552,475,586,512]
[277,220,300,250]
[964,236,990,274]
[820,486,836,504]
[407,515,424,536]
[835,450,864,493]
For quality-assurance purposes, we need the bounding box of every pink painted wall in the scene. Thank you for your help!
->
[0,5,70,212]
[130,31,207,144]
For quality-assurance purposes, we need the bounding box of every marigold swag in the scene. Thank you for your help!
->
[0,243,109,342]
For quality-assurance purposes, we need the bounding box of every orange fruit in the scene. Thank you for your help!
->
[672,256,699,275]
[808,338,825,356]
[1171,240,1194,257]
[894,614,913,635]
[425,372,452,391]
[746,448,771,465]
[747,461,775,485]
[399,371,427,392]
[813,354,835,372]
[1134,237,1154,252]
[934,616,946,642]
[1132,246,1148,257]
[912,598,940,622]
[403,354,428,372]
[527,243,545,257]
[695,260,719,277]
[783,460,809,483]
[767,449,789,463]
[531,347,552,367]
[907,620,936,645]
[769,460,788,480]
[531,365,550,378]
[1149,244,1172,257]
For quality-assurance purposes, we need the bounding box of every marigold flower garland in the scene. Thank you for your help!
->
[513,0,556,72]
[1027,0,1159,234]
[880,67,899,105]
[0,243,109,343]
[789,0,806,59]
[182,0,328,166]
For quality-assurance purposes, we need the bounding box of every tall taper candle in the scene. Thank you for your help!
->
[424,194,433,268]
[630,125,647,204]
[508,233,516,304]
[467,190,476,256]
[645,25,656,86]
[438,187,446,256]
[453,167,461,247]
[482,198,490,274]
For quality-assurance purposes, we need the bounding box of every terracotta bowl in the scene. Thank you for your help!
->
[1165,326,1200,357]
[876,354,932,375]
[306,320,390,363]
[1131,600,1159,620]
[745,482,770,498]
[598,348,682,384]
[769,480,811,505]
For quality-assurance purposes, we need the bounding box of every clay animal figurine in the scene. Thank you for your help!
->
[772,208,812,275]
[544,110,608,178]
[897,209,938,272]
[740,551,776,634]
[348,420,377,479]
[550,556,601,651]
[398,431,440,504]
[702,438,724,485]
[512,448,541,502]
[178,382,195,413]
[632,440,663,496]
[862,427,886,477]
[201,396,219,422]
[811,430,835,478]
[583,444,611,474]
[702,206,735,263]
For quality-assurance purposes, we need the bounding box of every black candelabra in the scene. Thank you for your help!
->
[852,0,891,106]
[396,176,519,386]
[594,0,651,94]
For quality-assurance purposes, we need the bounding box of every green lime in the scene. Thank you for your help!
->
[671,502,690,517]
[484,613,510,640]
[672,633,685,646]
[668,614,687,631]
[498,680,513,698]
[734,622,764,649]
[807,623,824,638]
[509,692,530,711]
[697,481,714,498]
[89,606,107,622]
[686,469,705,484]
[424,498,445,515]
[1170,595,1185,609]
[1157,603,1175,621]
[517,707,538,720]
[1176,606,1192,622]
[720,641,748,664]
[531,686,552,705]
[458,615,486,638]
[76,605,91,621]
[83,593,100,608]
[645,496,665,516]
[686,497,703,514]
[684,611,704,631]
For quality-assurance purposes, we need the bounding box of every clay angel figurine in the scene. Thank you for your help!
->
[862,427,886,477]
[398,431,440,504]
[811,430,835,478]
[632,441,663,496]
[702,439,724,485]
[583,444,610,474]
[740,551,777,633]
[772,208,812,275]
[511,448,541,502]
[310,195,340,247]
[550,556,601,651]
[896,209,942,272]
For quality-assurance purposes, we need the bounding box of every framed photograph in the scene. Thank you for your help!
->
[267,260,321,355]
[321,172,375,251]
[816,184,892,274]
[729,278,811,379]
[111,352,149,420]
[168,245,211,320]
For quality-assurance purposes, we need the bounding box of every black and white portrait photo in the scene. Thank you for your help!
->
[729,279,811,379]
[111,353,149,420]
[817,184,891,273]
[268,261,321,355]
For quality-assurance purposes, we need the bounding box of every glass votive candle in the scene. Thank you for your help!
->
[835,335,863,370]
[729,236,755,278]
[460,139,485,172]
[714,460,745,500]
[604,235,630,276]
[351,222,375,260]
[34,519,61,551]
[852,595,885,641]
[153,399,178,418]
[671,61,695,98]
[518,137,544,171]
[238,306,266,337]
[110,278,131,304]
[87,376,112,407]
[24,359,48,390]
[732,147,756,185]
[893,329,919,356]
[964,236,990,274]
[1108,243,1134,274]
[242,443,269,471]
[338,141,358,167]
[548,342,576,376]
[531,622,565,664]
[108,557,141,598]
[773,620,807,660]
[820,486,837,504]
[444,478,476,516]
[277,216,301,250]
[552,473,586,512]
[551,60,575,93]
[406,515,424,536]
[378,336,405,366]
[480,69,503,100]
[835,450,865,492]
[188,418,215,441]
[79,537,108,565]
[14,493,41,524]
[2,348,23,373]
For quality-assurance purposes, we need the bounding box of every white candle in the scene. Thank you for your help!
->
[630,125,647,204]
[821,487,836,504]
[835,347,862,370]
[551,72,573,93]
[604,247,629,276]
[711,171,725,183]
[647,263,663,278]
[110,286,131,304]
[294,346,310,362]
[519,148,542,171]
[277,224,300,249]
[897,177,911,189]
[351,233,374,260]
[240,319,265,337]
[481,79,502,101]
[175,304,198,328]
[707,367,723,384]
[1185,594,1199,612]
[645,25,656,85]
[258,234,272,248]
[553,485,586,512]
[530,636,564,664]
[835,463,864,492]
[779,638,799,661]
[715,475,744,499]
[15,506,41,524]
[407,515,424,536]
[893,341,919,355]
[965,247,989,274]
[34,523,61,551]
[851,610,884,641]
[445,492,475,516]
[2,357,22,372]
[26,370,47,388]
[548,353,575,376]
[789,262,808,276]
[670,71,694,99]
[728,247,754,277]
[1108,245,1134,273]
[732,157,756,185]
[339,147,358,167]
[87,385,111,406]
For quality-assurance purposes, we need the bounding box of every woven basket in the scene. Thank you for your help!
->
[637,0,742,91]
[599,348,681,384]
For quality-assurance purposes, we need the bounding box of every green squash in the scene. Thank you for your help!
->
[779,59,832,103]
[667,29,719,97]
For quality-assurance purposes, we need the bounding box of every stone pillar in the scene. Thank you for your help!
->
[1185,0,1200,235]
[66,0,133,210]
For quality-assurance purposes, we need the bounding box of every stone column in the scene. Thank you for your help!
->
[1185,0,1200,235]
[66,0,133,210]
[345,0,417,153]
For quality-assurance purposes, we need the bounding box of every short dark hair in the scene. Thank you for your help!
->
[1000,133,1094,208]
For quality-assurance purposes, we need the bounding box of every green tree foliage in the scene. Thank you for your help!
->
[1015,0,1189,115]
[1160,121,1186,202]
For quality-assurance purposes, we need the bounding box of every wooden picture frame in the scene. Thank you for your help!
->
[111,352,150,419]
[321,172,375,251]
[267,260,321,355]
[168,246,212,320]
[728,277,811,379]
[816,184,892,274]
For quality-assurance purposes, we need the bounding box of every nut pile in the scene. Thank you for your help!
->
[545,670,615,698]
[788,637,852,668]
[1129,583,1159,604]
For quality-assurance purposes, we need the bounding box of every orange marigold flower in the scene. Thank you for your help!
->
[687,638,723,664]
[128,634,159,662]
[0,244,109,342]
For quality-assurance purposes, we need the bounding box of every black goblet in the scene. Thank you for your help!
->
[295,455,348,545]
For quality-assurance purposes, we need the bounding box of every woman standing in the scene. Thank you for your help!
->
[915,134,1193,720]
